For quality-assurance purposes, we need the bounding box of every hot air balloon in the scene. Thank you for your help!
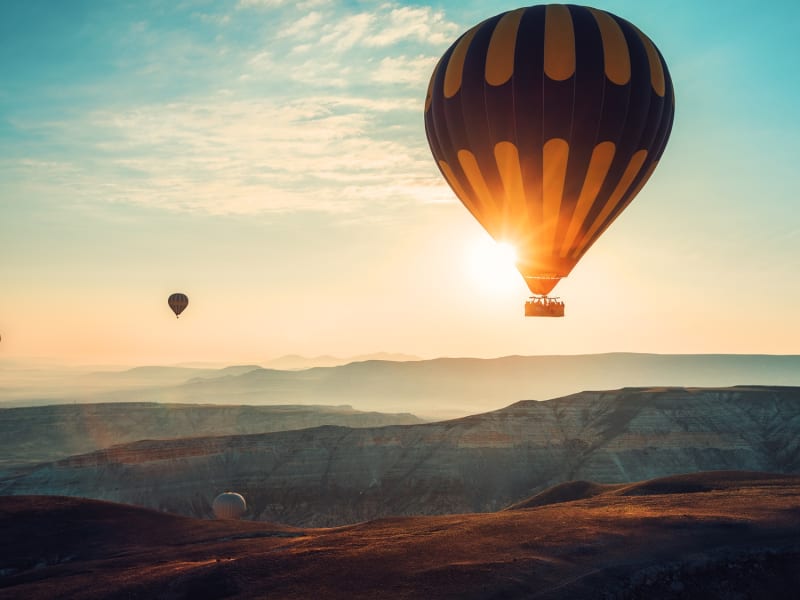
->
[212,491,247,520]
[168,293,189,318]
[424,4,674,317]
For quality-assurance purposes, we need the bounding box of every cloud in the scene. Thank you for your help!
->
[4,1,461,217]
[297,0,332,8]
[195,12,231,26]
[7,94,445,215]
[279,11,323,40]
[237,0,286,9]
[276,2,459,52]
[237,0,331,10]
[363,6,460,47]
[371,55,438,86]
[319,13,375,52]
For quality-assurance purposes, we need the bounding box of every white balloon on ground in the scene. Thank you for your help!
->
[212,491,247,520]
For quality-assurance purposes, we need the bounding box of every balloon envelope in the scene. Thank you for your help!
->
[167,293,189,318]
[212,492,247,520]
[424,4,674,295]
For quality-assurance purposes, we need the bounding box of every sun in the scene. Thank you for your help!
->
[494,241,518,266]
[464,236,522,293]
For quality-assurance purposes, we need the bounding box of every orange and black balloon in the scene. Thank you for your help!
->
[168,293,189,318]
[424,4,674,297]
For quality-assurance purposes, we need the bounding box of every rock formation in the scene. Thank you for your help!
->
[0,402,423,467]
[3,386,800,527]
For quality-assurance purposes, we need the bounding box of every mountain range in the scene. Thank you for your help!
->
[7,353,800,420]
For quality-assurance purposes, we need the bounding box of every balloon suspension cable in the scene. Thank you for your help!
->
[524,294,565,318]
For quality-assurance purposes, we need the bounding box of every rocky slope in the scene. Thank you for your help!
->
[3,386,800,527]
[0,402,423,467]
[3,473,800,599]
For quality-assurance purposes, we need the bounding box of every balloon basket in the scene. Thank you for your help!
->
[525,296,565,318]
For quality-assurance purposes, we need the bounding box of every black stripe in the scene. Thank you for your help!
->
[577,14,656,255]
[512,5,547,227]
[554,5,607,253]
[459,14,505,221]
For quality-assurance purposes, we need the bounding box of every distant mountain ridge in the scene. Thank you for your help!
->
[7,353,800,420]
[263,352,421,370]
[4,386,800,527]
[61,353,800,420]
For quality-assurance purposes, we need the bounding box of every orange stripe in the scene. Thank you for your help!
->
[542,138,569,252]
[493,141,528,241]
[439,159,494,232]
[485,9,525,87]
[560,141,616,256]
[634,27,665,96]
[589,9,630,86]
[577,160,659,259]
[444,26,479,98]
[544,5,575,81]
[619,160,658,213]
[438,160,470,206]
[457,149,498,232]
[572,149,648,257]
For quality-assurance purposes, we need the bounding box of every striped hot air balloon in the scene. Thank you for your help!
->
[167,293,189,318]
[424,4,674,316]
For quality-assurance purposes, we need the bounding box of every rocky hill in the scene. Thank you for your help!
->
[3,472,800,599]
[0,402,423,467]
[3,386,800,527]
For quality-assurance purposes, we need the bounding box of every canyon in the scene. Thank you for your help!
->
[3,386,799,527]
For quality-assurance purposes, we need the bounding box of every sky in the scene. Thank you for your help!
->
[2,0,800,366]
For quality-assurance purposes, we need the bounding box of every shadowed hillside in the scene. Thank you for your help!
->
[4,386,800,527]
[0,403,423,468]
[505,480,621,509]
[2,472,800,599]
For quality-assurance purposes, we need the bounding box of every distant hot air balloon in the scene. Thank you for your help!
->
[167,293,189,319]
[424,4,674,316]
[213,491,247,520]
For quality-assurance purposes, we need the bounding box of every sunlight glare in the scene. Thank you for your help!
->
[464,237,523,293]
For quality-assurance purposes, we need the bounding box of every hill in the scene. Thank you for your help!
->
[2,472,800,599]
[0,403,423,468]
[3,386,800,526]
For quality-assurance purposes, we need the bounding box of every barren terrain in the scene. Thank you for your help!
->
[4,386,800,526]
[2,471,799,599]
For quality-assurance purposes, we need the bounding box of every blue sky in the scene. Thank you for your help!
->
[2,0,800,364]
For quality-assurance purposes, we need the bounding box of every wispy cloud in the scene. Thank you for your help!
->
[363,6,460,47]
[281,3,459,52]
[5,0,461,216]
[236,0,286,9]
[7,94,444,215]
[371,55,439,86]
[279,11,323,40]
[319,13,376,52]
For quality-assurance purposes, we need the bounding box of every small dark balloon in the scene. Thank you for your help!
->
[168,293,189,318]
